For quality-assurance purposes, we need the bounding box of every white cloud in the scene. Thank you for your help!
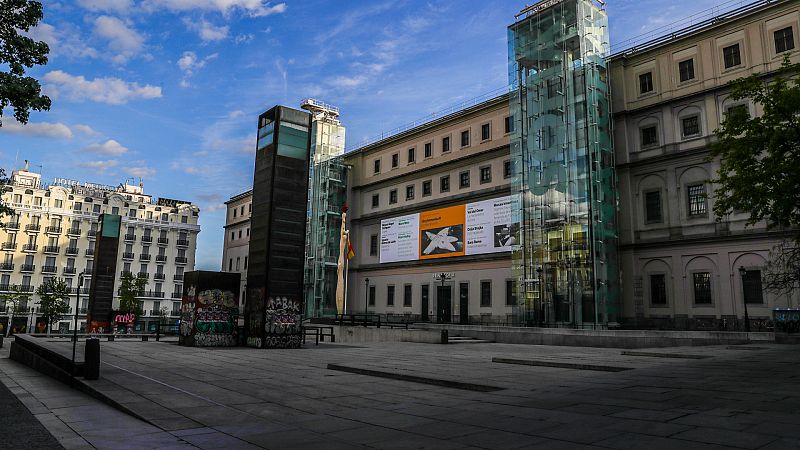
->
[43,70,162,104]
[26,22,99,59]
[177,51,218,87]
[142,0,287,17]
[84,139,128,156]
[93,15,145,63]
[183,18,229,41]
[78,160,119,173]
[328,75,366,88]
[126,166,156,178]
[234,33,254,44]
[76,0,133,13]
[227,110,245,119]
[73,124,101,136]
[0,118,73,139]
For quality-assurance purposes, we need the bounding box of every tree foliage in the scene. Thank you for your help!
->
[118,272,146,316]
[709,56,800,293]
[0,0,51,126]
[36,278,70,333]
[0,285,30,336]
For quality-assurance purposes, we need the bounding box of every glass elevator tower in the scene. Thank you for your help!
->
[508,0,619,328]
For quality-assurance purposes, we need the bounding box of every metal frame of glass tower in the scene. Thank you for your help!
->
[508,0,619,328]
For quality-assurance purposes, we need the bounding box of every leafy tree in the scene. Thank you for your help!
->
[0,285,31,336]
[708,56,800,293]
[35,278,70,335]
[0,0,51,126]
[118,272,146,317]
[0,169,16,223]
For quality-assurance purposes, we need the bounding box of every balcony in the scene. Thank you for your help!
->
[67,227,81,236]
[63,267,76,275]
[155,255,167,263]
[45,226,62,234]
[79,307,87,314]
[85,248,95,257]
[153,273,166,281]
[43,245,60,254]
[171,292,182,299]
[122,252,135,260]
[42,265,57,274]
[6,222,19,230]
[19,285,34,292]
[173,274,183,282]
[124,234,136,242]
[141,235,153,243]
[0,284,33,292]
[120,270,132,278]
[157,237,169,245]
[25,224,41,232]
[0,263,13,271]
[175,257,188,264]
[170,310,181,317]
[88,233,96,240]
[22,244,38,252]
[137,272,150,279]
[149,309,161,316]
[69,287,89,295]
[83,269,93,276]
[176,239,189,247]
[20,264,35,273]
[139,253,151,262]
[65,247,79,256]
[137,290,164,298]
[2,242,16,251]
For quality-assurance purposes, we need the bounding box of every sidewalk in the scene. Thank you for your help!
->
[0,345,196,450]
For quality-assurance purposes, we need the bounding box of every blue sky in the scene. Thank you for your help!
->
[1,0,736,270]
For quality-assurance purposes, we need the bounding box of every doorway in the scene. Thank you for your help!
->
[421,285,429,321]
[459,282,469,325]
[437,285,452,323]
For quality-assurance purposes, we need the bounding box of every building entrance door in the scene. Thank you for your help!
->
[421,285,429,321]
[459,282,469,325]
[437,285,451,323]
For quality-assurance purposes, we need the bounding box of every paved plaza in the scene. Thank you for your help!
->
[2,339,800,449]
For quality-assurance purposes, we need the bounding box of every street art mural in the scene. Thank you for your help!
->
[178,271,240,347]
[264,296,302,348]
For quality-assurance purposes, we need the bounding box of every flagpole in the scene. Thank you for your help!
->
[344,234,349,315]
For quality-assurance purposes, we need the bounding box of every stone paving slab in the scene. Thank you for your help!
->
[7,338,800,449]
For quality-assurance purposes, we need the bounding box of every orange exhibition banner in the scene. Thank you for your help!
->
[419,204,466,260]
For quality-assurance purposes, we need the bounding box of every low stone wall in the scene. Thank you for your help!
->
[414,324,774,348]
[330,325,442,344]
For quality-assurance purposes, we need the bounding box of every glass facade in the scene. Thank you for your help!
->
[508,0,619,328]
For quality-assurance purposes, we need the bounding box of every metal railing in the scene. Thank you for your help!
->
[124,234,136,241]
[176,239,189,247]
[139,254,151,261]
[153,273,165,281]
[157,237,169,245]
[85,249,95,256]
[65,247,79,255]
[6,222,20,230]
[175,257,187,264]
[41,265,57,274]
[20,264,35,272]
[122,252,134,260]
[45,226,62,234]
[43,245,60,254]
[0,263,13,271]
[66,227,81,235]
[141,235,153,243]
[156,255,167,262]
[2,242,16,250]
[22,244,38,252]
[25,224,41,232]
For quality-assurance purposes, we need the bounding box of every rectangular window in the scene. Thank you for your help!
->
[442,136,450,153]
[391,153,399,168]
[481,123,490,141]
[371,194,379,208]
[640,126,658,147]
[403,284,412,307]
[723,44,741,69]
[645,191,662,224]
[373,159,381,174]
[440,175,450,192]
[650,274,667,305]
[422,180,432,197]
[368,285,375,306]
[387,285,395,306]
[480,281,491,307]
[505,279,517,306]
[678,59,695,82]
[682,115,700,137]
[742,269,764,304]
[405,185,414,200]
[774,27,795,53]
[460,130,470,147]
[726,104,750,120]
[687,184,707,216]
[389,189,397,204]
[407,148,415,164]
[93,204,101,213]
[693,272,712,304]
[504,115,514,134]
[639,72,653,94]
[459,171,470,188]
[74,202,82,211]
[480,166,491,184]
[424,142,432,158]
[503,160,513,179]
[369,234,378,256]
[233,209,237,218]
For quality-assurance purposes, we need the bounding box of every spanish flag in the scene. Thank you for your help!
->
[347,239,355,260]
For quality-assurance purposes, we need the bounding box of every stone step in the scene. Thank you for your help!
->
[448,336,493,344]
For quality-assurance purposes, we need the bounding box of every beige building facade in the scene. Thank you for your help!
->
[1,164,200,333]
[221,190,251,315]
[609,0,800,328]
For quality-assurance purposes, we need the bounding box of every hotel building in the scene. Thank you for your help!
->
[1,164,200,333]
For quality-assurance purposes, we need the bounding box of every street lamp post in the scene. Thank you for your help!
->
[536,267,544,326]
[364,278,370,315]
[72,272,84,377]
[739,266,751,333]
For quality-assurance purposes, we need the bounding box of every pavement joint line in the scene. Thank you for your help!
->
[620,351,713,359]
[725,346,769,350]
[326,364,505,392]
[491,357,632,372]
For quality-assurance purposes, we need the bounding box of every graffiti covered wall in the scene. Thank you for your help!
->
[179,271,241,347]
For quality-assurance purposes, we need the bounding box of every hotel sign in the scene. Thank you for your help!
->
[52,177,117,192]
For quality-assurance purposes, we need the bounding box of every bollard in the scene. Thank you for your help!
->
[441,329,449,344]
[84,338,100,380]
